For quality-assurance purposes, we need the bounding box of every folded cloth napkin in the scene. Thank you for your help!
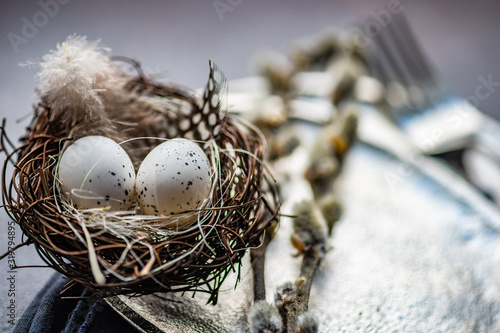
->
[14,273,139,333]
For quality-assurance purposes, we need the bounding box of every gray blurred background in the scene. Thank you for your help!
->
[1,0,499,331]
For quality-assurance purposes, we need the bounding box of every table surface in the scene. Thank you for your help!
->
[1,1,500,332]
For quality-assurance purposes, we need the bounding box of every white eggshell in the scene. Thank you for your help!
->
[136,138,212,217]
[58,136,136,210]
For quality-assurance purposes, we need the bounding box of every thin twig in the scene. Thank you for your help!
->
[250,227,274,302]
[11,265,51,269]
[283,248,322,332]
[0,239,30,260]
[274,200,328,332]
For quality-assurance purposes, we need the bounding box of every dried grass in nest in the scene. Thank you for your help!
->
[1,60,279,305]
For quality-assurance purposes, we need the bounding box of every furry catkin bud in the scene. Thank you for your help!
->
[305,131,339,197]
[297,312,319,333]
[291,200,327,255]
[317,194,342,236]
[336,102,359,154]
[341,106,358,145]
[256,50,294,95]
[249,301,283,333]
[328,55,366,105]
[275,281,296,309]
[268,128,301,161]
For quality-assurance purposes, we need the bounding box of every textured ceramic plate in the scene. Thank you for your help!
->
[106,80,500,333]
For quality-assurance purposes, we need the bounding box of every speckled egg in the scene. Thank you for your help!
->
[136,138,212,217]
[58,136,136,210]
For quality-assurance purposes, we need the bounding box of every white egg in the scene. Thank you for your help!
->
[58,136,136,210]
[136,138,212,219]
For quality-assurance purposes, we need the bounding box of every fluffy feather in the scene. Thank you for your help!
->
[20,35,173,165]
[20,35,228,168]
[21,35,118,125]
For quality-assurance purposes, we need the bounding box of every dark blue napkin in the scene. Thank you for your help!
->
[14,273,139,333]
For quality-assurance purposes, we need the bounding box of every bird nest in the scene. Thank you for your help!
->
[1,55,279,304]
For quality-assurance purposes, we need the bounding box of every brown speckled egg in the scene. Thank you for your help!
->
[136,138,212,218]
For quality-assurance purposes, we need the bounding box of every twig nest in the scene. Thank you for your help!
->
[2,36,279,304]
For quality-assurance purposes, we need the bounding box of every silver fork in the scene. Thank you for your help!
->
[366,13,500,191]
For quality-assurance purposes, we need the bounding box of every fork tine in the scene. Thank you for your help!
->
[368,13,446,110]
[383,16,435,109]
[374,26,415,89]
[367,46,391,87]
[369,21,426,110]
[387,14,447,106]
[392,14,437,87]
[385,18,426,88]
